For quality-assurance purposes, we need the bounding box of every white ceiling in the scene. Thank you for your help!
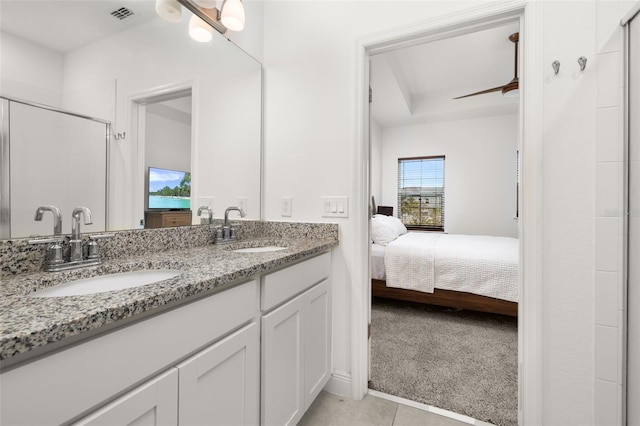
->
[0,0,159,53]
[370,21,520,128]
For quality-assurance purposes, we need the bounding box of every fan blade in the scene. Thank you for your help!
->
[453,85,505,99]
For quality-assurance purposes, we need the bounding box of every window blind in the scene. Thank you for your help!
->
[397,156,445,230]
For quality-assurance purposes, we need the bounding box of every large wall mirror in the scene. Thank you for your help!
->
[0,0,262,239]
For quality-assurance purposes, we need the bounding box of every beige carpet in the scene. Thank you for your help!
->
[369,297,518,426]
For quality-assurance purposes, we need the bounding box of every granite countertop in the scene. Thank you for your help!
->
[0,236,337,362]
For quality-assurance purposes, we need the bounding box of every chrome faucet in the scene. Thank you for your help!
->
[70,206,92,262]
[224,206,245,227]
[197,206,213,224]
[30,205,113,271]
[34,205,62,236]
[32,205,64,266]
[215,206,245,244]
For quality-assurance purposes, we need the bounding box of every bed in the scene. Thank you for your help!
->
[370,215,519,316]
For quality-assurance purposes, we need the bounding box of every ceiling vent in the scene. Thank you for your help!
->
[110,7,134,20]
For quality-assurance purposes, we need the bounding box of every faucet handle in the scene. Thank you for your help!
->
[28,237,64,245]
[87,234,114,260]
[89,234,115,240]
[29,237,65,265]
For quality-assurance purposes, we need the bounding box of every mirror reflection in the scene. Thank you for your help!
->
[0,0,262,239]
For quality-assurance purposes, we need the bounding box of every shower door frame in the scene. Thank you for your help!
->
[623,4,640,423]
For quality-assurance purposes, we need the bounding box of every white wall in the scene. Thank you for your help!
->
[0,31,63,106]
[380,115,518,238]
[261,0,629,423]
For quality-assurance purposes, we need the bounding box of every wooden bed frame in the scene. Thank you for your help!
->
[372,279,518,317]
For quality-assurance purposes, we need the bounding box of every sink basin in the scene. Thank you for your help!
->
[32,269,182,298]
[231,246,287,253]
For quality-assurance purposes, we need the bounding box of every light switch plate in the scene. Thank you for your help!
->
[322,196,348,218]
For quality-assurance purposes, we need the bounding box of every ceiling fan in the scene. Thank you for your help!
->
[453,32,519,99]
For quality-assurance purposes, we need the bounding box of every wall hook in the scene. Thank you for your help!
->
[552,60,560,75]
[578,56,587,71]
[113,132,126,141]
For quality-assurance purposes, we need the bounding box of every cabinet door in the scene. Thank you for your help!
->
[304,279,331,410]
[73,369,178,426]
[177,322,259,426]
[261,296,305,426]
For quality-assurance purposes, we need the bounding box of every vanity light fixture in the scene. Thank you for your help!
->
[220,0,245,31]
[155,0,182,22]
[189,14,213,42]
[175,0,245,35]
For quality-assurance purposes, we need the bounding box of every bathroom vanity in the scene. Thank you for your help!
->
[0,222,338,425]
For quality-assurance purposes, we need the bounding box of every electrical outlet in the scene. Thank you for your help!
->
[238,197,247,214]
[282,197,292,217]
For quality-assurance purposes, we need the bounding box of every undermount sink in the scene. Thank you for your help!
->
[32,269,182,298]
[231,246,287,253]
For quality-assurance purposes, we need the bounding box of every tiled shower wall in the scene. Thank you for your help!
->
[594,1,632,423]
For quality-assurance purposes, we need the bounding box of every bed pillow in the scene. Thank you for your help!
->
[385,215,408,236]
[371,215,399,245]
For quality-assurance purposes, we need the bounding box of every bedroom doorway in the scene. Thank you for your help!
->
[365,15,523,426]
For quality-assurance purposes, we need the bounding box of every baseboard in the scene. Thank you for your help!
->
[323,370,352,397]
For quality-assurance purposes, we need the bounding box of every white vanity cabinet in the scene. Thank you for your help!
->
[73,369,179,426]
[260,252,332,426]
[1,280,259,426]
[74,322,260,426]
[177,322,260,425]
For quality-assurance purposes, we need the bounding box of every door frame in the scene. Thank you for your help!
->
[128,81,196,229]
[351,1,544,424]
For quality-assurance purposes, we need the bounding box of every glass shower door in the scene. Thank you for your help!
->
[1,98,108,239]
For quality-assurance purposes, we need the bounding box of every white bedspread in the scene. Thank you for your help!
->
[383,233,519,302]
[384,232,442,293]
[371,243,387,280]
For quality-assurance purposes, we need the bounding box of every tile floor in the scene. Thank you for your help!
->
[299,391,472,426]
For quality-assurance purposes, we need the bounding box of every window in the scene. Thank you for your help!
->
[397,156,445,231]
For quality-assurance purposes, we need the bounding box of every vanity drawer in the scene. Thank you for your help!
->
[162,213,191,227]
[261,252,331,312]
[145,211,192,228]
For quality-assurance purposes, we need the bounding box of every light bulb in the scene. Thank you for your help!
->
[189,14,212,42]
[220,0,245,31]
[155,0,182,22]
